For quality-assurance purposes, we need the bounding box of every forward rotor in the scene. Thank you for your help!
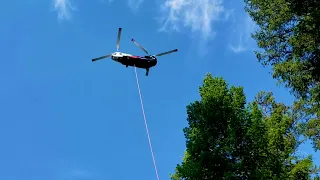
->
[92,54,112,62]
[116,28,122,51]
[92,28,123,62]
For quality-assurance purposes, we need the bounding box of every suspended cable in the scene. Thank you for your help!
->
[134,66,160,180]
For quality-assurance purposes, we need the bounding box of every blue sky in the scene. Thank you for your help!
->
[0,0,318,179]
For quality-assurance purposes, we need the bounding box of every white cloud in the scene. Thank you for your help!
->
[53,0,75,20]
[158,0,226,39]
[128,0,144,11]
[229,36,247,53]
[229,14,257,53]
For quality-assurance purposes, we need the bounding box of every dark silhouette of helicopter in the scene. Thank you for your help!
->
[92,28,178,76]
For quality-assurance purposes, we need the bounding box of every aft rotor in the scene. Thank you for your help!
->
[131,38,178,58]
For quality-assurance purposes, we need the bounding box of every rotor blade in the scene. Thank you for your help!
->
[116,28,122,51]
[154,49,178,57]
[92,54,111,62]
[131,38,149,55]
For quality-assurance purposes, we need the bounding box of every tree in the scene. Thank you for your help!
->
[170,74,319,179]
[243,0,320,149]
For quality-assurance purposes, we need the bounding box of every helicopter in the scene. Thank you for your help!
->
[91,28,178,76]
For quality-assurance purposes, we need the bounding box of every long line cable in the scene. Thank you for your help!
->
[134,66,160,180]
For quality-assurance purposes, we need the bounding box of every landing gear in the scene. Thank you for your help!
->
[146,68,149,76]
[126,65,128,68]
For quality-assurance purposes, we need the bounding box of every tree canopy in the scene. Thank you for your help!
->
[170,74,319,180]
[170,0,320,177]
[243,0,320,149]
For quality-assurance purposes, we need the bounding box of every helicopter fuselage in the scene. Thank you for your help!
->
[92,28,177,76]
[111,52,157,75]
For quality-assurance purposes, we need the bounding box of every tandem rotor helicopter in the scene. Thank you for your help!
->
[91,28,178,76]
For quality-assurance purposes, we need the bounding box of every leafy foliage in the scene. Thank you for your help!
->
[170,74,319,180]
[243,0,320,149]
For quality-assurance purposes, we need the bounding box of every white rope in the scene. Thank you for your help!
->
[134,66,160,180]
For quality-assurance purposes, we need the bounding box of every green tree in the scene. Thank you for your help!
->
[243,0,320,149]
[170,74,319,179]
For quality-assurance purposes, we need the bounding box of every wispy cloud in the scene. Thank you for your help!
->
[53,0,75,20]
[229,13,257,53]
[128,0,144,11]
[158,0,226,39]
